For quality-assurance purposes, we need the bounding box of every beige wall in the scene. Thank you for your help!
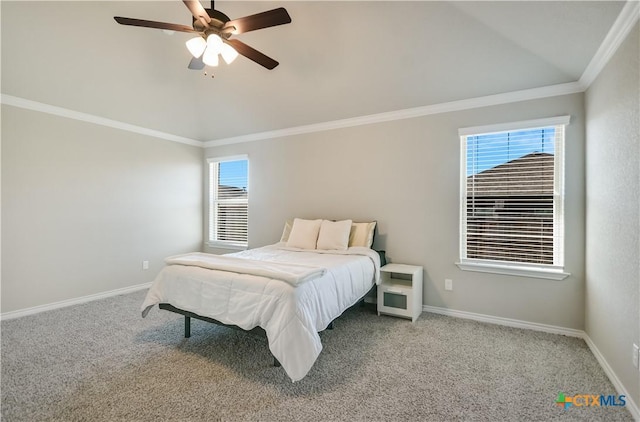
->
[1,105,204,313]
[585,23,639,405]
[205,92,586,330]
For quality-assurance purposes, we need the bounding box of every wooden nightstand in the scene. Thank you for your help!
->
[377,263,423,322]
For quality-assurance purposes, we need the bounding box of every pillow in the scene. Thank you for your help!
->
[286,218,322,249]
[280,219,294,242]
[316,219,352,250]
[349,221,377,248]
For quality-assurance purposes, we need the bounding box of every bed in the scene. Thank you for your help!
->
[141,219,380,382]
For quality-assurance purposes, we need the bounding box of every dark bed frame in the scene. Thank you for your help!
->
[158,303,336,367]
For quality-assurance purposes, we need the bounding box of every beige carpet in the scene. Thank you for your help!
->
[1,290,633,421]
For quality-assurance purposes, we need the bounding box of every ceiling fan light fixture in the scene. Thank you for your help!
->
[206,33,223,55]
[114,4,291,71]
[186,36,207,58]
[202,47,219,67]
[221,43,239,64]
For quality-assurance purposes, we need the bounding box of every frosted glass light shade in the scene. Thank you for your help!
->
[221,43,239,64]
[185,37,207,58]
[206,34,223,55]
[202,47,219,66]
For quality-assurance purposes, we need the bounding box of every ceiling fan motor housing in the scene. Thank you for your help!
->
[193,9,230,30]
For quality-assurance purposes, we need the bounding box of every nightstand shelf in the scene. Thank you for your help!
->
[377,263,423,322]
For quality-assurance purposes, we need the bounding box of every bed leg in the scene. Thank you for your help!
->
[184,316,191,338]
[273,357,281,367]
[328,321,334,330]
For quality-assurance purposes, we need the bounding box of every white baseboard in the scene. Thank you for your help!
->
[422,304,584,337]
[583,334,640,421]
[0,282,152,321]
[422,304,639,420]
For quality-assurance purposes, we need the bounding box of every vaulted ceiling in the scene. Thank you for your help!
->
[1,1,627,143]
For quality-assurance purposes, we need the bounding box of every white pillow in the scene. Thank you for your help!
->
[280,219,294,242]
[349,221,377,248]
[286,218,322,249]
[317,219,352,250]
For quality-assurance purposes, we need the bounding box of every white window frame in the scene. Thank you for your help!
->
[456,116,570,280]
[206,155,249,250]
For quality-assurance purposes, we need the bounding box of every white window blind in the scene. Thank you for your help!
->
[208,156,248,247]
[459,117,568,274]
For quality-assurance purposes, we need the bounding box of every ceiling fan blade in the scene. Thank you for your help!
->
[183,0,211,28]
[223,8,291,35]
[188,56,205,70]
[225,39,279,70]
[114,17,199,34]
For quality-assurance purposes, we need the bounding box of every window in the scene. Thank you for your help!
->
[208,156,248,249]
[457,116,570,280]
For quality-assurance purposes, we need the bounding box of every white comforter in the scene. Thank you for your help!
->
[162,252,327,286]
[141,243,380,382]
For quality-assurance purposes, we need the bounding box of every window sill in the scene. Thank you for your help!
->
[455,261,570,280]
[205,241,248,251]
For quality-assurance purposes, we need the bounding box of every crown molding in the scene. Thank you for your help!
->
[5,0,636,151]
[204,81,584,148]
[0,80,585,151]
[579,0,640,88]
[202,1,638,148]
[0,94,204,147]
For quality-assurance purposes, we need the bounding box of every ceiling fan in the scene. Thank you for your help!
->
[114,0,291,70]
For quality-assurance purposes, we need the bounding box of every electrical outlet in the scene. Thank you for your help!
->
[445,279,453,291]
[633,344,639,369]
[142,260,149,270]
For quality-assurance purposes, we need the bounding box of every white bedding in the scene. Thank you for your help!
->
[163,252,327,286]
[141,242,380,382]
